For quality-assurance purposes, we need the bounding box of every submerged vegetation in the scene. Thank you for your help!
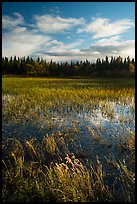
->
[2,77,135,202]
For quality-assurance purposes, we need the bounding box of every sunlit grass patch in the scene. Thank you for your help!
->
[2,135,135,202]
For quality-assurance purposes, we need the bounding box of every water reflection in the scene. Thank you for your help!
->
[2,99,135,157]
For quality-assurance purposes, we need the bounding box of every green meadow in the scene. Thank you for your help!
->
[2,77,135,202]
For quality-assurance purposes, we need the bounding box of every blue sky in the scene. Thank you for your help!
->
[2,2,135,62]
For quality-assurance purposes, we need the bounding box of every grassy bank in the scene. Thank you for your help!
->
[2,133,135,202]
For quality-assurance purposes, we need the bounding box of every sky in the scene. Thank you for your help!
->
[2,2,135,62]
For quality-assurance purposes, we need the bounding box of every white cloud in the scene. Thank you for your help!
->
[33,14,85,33]
[2,12,84,59]
[92,35,121,46]
[66,39,84,49]
[2,12,24,29]
[2,25,52,57]
[45,40,64,47]
[81,39,135,60]
[91,36,135,58]
[2,12,135,62]
[42,39,84,57]
[77,17,134,39]
[42,39,135,62]
[116,40,135,57]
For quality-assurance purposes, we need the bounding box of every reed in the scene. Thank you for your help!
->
[2,133,135,202]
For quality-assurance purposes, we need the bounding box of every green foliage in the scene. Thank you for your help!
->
[129,63,135,73]
[2,55,135,77]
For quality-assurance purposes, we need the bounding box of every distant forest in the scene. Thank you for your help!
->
[2,56,135,77]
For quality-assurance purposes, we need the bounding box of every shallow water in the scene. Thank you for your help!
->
[2,98,135,161]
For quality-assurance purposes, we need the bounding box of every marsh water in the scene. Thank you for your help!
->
[2,97,135,164]
[2,94,135,200]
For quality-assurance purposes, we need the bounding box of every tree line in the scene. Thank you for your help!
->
[2,55,135,77]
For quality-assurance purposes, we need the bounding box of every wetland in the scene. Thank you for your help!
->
[2,77,135,202]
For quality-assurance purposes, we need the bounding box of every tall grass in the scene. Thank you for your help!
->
[2,132,135,202]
